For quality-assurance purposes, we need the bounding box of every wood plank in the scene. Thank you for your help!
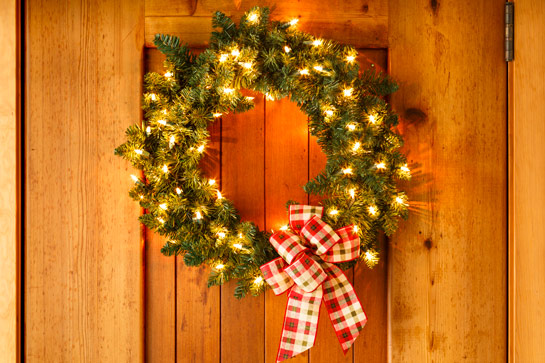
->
[0,0,18,361]
[388,0,507,362]
[145,0,387,18]
[144,49,176,363]
[25,1,145,361]
[221,91,266,363]
[351,50,388,363]
[510,0,545,361]
[264,97,309,363]
[177,115,221,363]
[145,16,387,49]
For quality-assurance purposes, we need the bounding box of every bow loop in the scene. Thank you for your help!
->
[300,215,341,256]
[288,204,323,233]
[322,225,360,263]
[270,231,307,264]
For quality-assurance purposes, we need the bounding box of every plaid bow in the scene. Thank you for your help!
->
[260,205,367,362]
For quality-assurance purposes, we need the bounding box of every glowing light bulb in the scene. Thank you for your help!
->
[157,119,167,126]
[343,88,353,97]
[346,55,356,63]
[213,113,222,118]
[376,162,386,170]
[215,263,225,270]
[223,88,235,94]
[289,18,299,26]
[284,45,291,53]
[368,205,378,216]
[254,276,264,285]
[349,188,356,199]
[347,123,356,131]
[135,149,143,155]
[217,232,226,239]
[231,49,240,57]
[149,93,157,101]
[325,110,334,117]
[176,187,182,194]
[368,114,377,123]
[279,225,289,231]
[139,195,144,199]
[162,164,169,173]
[195,211,202,220]
[299,69,309,75]
[233,243,243,250]
[313,39,323,46]
[313,65,323,72]
[157,217,165,224]
[164,71,173,78]
[241,62,253,69]
[248,12,259,23]
[208,179,216,186]
[146,126,151,134]
[217,190,223,199]
[266,93,275,101]
[400,165,410,173]
[329,209,339,216]
[353,225,359,233]
[159,203,167,210]
[162,109,168,115]
[130,175,139,183]
[169,135,175,148]
[219,54,228,62]
[395,196,405,205]
[197,145,205,153]
[246,96,255,101]
[342,168,353,175]
[352,142,361,152]
[364,250,379,265]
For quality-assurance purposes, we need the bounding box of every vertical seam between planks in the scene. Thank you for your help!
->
[219,116,223,363]
[263,96,267,363]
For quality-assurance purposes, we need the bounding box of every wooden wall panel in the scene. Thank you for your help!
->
[264,99,309,363]
[388,0,507,362]
[25,0,144,361]
[510,0,545,361]
[221,91,265,363]
[177,115,221,363]
[0,0,18,361]
[144,0,388,48]
[144,50,176,363]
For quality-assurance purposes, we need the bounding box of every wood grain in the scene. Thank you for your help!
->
[145,0,387,18]
[177,109,221,363]
[510,0,545,361]
[388,0,507,362]
[352,50,388,363]
[144,49,176,363]
[264,97,309,363]
[25,0,145,361]
[221,90,266,363]
[0,0,18,361]
[145,16,387,49]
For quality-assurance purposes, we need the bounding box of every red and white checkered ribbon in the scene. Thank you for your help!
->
[260,205,367,362]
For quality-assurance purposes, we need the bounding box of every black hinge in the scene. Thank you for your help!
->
[505,2,514,62]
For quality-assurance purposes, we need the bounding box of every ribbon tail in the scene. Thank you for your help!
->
[276,285,323,362]
[322,263,367,353]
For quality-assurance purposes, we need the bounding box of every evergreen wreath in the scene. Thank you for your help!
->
[115,7,410,298]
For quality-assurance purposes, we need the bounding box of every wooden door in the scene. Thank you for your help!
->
[22,0,510,362]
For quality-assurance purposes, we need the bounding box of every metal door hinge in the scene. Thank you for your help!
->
[505,2,514,62]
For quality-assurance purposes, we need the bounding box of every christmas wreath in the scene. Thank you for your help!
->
[115,7,409,300]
